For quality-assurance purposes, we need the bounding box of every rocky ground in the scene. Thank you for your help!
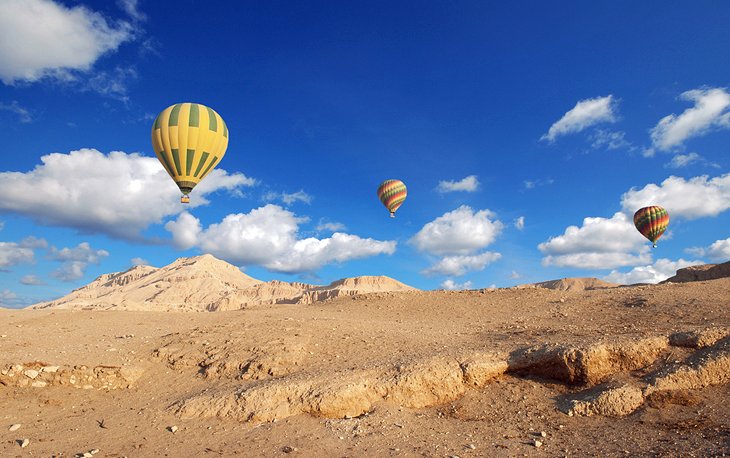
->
[1,277,729,457]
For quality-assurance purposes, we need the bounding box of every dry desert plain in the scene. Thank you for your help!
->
[1,256,729,457]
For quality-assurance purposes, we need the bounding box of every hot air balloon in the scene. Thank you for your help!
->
[633,206,669,248]
[377,179,407,218]
[151,103,229,203]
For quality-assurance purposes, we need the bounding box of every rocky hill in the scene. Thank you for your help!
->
[29,254,417,311]
[662,261,730,283]
[515,277,619,291]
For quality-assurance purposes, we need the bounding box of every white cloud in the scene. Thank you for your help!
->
[165,205,396,273]
[440,279,473,290]
[0,0,133,84]
[20,274,43,285]
[130,257,149,266]
[542,95,617,142]
[437,175,479,193]
[263,190,313,206]
[665,152,700,168]
[422,251,501,277]
[650,88,730,151]
[514,216,525,230]
[410,206,503,256]
[316,220,347,233]
[0,101,32,123]
[686,237,730,262]
[604,258,704,285]
[589,129,631,150]
[0,289,19,307]
[281,190,312,205]
[0,149,255,239]
[49,242,108,282]
[0,243,34,267]
[509,270,521,279]
[523,178,554,190]
[117,0,146,22]
[620,173,730,220]
[85,66,137,101]
[49,242,108,263]
[539,212,651,269]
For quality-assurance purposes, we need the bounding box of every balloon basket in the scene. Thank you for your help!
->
[181,196,190,204]
[390,212,395,218]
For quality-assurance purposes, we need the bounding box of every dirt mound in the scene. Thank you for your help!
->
[663,261,730,283]
[516,277,619,291]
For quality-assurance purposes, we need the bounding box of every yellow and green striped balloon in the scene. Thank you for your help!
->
[377,179,407,218]
[151,103,229,203]
[633,205,669,248]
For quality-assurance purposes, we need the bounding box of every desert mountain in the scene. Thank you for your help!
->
[662,261,730,283]
[515,277,619,291]
[30,254,417,311]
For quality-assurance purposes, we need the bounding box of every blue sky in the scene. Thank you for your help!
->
[1,0,729,307]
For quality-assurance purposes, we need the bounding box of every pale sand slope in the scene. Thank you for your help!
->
[30,254,418,311]
[1,273,729,457]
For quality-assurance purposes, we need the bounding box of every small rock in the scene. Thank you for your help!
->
[534,440,543,448]
[540,431,547,437]
[24,369,40,379]
[9,423,21,431]
[19,438,30,448]
[90,449,100,455]
[394,423,403,428]
[168,425,178,433]
[466,443,476,449]
[281,445,296,453]
[82,453,93,458]
[0,334,6,337]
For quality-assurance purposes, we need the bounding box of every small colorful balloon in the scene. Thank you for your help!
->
[633,205,669,248]
[377,179,407,218]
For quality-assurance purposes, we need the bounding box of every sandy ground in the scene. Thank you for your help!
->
[1,279,729,457]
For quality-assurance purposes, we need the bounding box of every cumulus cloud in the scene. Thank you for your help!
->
[165,205,396,273]
[422,252,501,277]
[0,149,255,239]
[620,173,730,220]
[0,101,32,123]
[542,95,617,142]
[650,88,730,152]
[20,274,44,285]
[514,216,525,230]
[603,258,704,285]
[0,236,47,267]
[437,175,479,193]
[539,212,651,269]
[0,243,35,267]
[410,206,503,256]
[440,279,473,291]
[686,237,730,262]
[49,242,108,282]
[0,0,133,84]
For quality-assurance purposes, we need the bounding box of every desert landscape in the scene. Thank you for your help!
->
[1,255,728,457]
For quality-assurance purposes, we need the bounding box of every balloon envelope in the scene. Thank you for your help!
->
[377,179,407,217]
[633,206,669,247]
[151,103,229,199]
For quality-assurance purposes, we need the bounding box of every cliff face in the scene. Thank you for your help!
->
[30,255,418,311]
[662,261,730,283]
